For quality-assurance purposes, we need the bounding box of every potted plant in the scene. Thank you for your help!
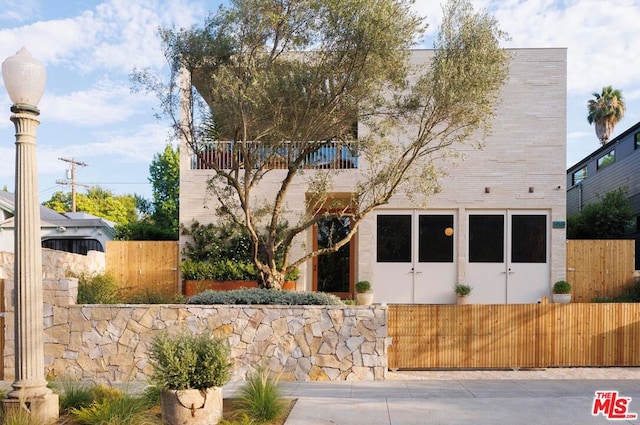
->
[355,280,374,306]
[149,331,232,425]
[552,280,572,303]
[454,284,472,305]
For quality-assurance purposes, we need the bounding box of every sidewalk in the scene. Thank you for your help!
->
[222,368,640,425]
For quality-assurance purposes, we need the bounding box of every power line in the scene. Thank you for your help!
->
[55,157,89,212]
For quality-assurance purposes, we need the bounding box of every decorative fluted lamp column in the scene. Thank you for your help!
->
[2,48,59,422]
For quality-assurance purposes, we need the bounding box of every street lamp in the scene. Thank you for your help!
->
[2,48,58,422]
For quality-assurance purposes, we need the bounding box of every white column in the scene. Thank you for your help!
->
[8,110,50,399]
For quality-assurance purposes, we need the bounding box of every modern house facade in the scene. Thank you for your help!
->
[179,48,568,304]
[566,120,640,268]
[0,191,116,255]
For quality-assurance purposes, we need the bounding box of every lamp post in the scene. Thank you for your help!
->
[2,48,58,422]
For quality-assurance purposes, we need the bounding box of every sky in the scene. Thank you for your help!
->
[0,0,639,203]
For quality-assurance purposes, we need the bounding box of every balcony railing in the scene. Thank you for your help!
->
[190,140,359,170]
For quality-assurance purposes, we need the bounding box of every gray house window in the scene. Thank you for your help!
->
[572,166,587,185]
[597,150,615,170]
[635,132,640,150]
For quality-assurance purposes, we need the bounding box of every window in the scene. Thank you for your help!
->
[42,238,104,255]
[635,132,640,150]
[376,215,412,262]
[572,166,587,185]
[511,215,546,263]
[469,215,504,263]
[597,150,615,170]
[418,215,454,263]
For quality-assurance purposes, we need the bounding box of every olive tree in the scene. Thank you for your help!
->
[136,0,510,288]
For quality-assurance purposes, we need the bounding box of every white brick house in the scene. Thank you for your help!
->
[179,48,567,304]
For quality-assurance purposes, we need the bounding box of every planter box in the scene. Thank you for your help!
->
[161,387,223,425]
[184,280,297,296]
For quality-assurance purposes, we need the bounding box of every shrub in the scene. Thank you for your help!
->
[76,272,122,304]
[149,331,232,390]
[180,259,258,281]
[236,365,286,423]
[355,281,371,293]
[552,280,571,294]
[454,284,472,296]
[187,288,342,305]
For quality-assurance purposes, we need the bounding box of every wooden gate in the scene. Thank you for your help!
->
[106,241,180,297]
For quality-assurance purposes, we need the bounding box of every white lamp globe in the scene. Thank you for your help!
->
[2,47,47,109]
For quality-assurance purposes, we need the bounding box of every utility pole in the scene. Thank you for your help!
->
[56,157,88,212]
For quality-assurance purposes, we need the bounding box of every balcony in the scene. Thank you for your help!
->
[190,140,359,170]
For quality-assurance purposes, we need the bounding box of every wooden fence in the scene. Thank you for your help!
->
[388,303,640,369]
[105,241,180,297]
[567,240,636,302]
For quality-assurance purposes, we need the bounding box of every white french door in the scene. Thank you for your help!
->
[373,210,457,304]
[466,210,550,304]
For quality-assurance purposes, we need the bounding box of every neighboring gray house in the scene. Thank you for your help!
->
[0,191,116,255]
[566,120,640,268]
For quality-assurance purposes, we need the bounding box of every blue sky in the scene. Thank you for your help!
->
[0,0,639,203]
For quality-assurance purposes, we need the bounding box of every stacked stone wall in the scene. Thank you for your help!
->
[44,304,387,383]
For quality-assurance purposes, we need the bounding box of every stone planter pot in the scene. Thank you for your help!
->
[356,291,374,306]
[552,293,571,304]
[183,280,258,297]
[161,388,223,425]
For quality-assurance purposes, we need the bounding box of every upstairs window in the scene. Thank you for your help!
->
[597,150,615,170]
[572,166,587,185]
[635,132,640,150]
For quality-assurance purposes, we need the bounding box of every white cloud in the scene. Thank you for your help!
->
[41,78,151,126]
[0,0,40,23]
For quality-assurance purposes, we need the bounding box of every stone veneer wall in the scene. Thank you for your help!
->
[1,249,105,380]
[45,304,388,383]
[1,248,387,382]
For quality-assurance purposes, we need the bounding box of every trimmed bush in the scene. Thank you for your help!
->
[180,259,258,281]
[149,331,232,390]
[187,288,342,305]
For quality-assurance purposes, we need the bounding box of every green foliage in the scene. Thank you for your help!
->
[218,414,257,425]
[236,365,286,424]
[587,86,625,144]
[0,407,38,425]
[567,188,635,239]
[181,258,258,281]
[355,281,371,293]
[58,381,96,414]
[116,145,180,240]
[43,186,138,226]
[187,288,342,306]
[552,281,571,294]
[592,280,640,303]
[70,394,158,425]
[454,284,472,296]
[181,221,254,263]
[149,331,232,390]
[343,299,356,306]
[75,272,122,304]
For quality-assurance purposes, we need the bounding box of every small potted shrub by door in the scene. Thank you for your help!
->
[355,280,374,306]
[149,331,232,425]
[454,284,472,305]
[552,280,572,303]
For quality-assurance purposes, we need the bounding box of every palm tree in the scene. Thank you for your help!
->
[587,86,625,145]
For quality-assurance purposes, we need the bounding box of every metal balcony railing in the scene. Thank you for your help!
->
[190,140,359,170]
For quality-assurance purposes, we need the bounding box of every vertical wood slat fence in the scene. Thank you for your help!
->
[567,240,636,302]
[105,241,180,297]
[388,303,640,369]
